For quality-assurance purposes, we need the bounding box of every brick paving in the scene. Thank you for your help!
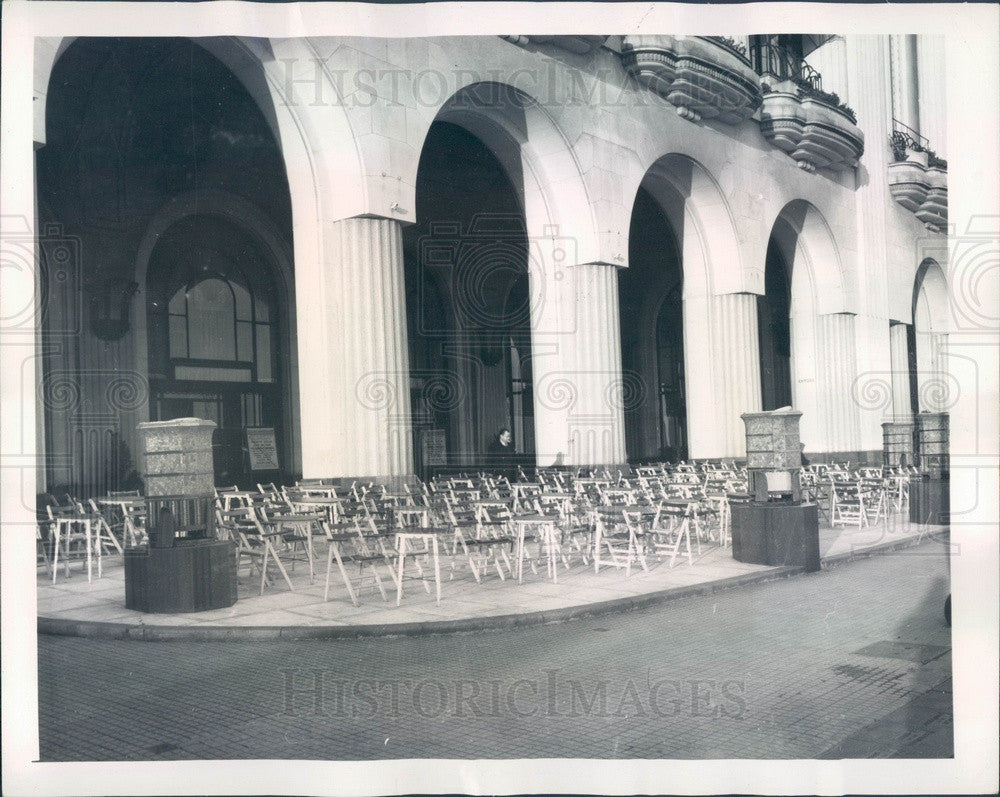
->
[37,535,952,760]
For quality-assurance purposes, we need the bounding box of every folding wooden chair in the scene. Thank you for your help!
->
[646,501,694,567]
[321,521,392,605]
[830,482,867,529]
[234,507,296,595]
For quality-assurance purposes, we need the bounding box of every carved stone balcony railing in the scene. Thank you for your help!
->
[758,80,864,171]
[620,35,762,124]
[887,146,947,231]
[500,35,609,55]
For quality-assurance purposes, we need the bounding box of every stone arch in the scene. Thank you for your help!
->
[415,82,601,264]
[624,154,758,459]
[912,258,950,411]
[409,82,620,465]
[766,200,859,455]
[631,154,747,299]
[132,190,300,474]
[39,37,303,485]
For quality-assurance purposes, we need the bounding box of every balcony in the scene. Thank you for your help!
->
[888,121,947,231]
[752,42,864,172]
[620,35,762,124]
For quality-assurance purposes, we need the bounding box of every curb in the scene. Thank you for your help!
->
[38,533,939,642]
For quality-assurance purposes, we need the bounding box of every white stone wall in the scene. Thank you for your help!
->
[35,33,951,472]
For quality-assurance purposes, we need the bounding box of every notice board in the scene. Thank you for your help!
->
[245,427,279,471]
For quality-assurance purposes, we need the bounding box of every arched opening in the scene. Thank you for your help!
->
[762,200,856,455]
[145,215,285,487]
[758,238,794,410]
[404,102,534,475]
[911,259,949,412]
[38,37,295,494]
[619,186,687,462]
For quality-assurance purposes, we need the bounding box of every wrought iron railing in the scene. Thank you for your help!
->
[889,118,945,168]
[749,41,823,91]
[704,35,750,62]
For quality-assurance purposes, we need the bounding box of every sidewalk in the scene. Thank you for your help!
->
[37,514,946,640]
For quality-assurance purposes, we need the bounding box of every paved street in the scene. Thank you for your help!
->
[38,537,952,760]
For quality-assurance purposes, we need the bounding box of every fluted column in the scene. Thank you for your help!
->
[531,260,626,467]
[816,313,862,454]
[297,216,412,478]
[710,293,762,457]
[806,35,849,104]
[890,35,920,133]
[918,331,950,412]
[916,35,947,156]
[889,322,912,418]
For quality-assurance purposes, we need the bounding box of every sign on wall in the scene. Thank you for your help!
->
[421,428,447,467]
[245,427,279,471]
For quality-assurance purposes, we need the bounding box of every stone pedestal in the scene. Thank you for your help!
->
[741,408,803,502]
[731,503,821,571]
[138,418,216,497]
[882,420,915,468]
[915,412,949,477]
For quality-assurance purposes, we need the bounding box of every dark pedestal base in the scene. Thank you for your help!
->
[731,502,821,571]
[909,477,950,525]
[125,540,238,613]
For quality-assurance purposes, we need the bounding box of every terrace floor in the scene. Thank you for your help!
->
[37,513,947,639]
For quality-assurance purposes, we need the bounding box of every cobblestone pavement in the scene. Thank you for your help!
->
[38,537,952,761]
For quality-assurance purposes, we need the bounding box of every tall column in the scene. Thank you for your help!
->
[847,36,895,457]
[816,313,862,455]
[531,258,626,467]
[916,35,947,157]
[889,35,920,133]
[683,291,718,460]
[889,322,912,418]
[710,293,762,457]
[297,216,412,478]
[918,331,950,412]
[806,35,849,104]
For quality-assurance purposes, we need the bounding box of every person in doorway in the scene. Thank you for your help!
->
[487,427,515,476]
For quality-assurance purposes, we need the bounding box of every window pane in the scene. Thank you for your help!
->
[187,278,236,360]
[169,315,187,358]
[168,288,185,315]
[256,324,272,382]
[233,282,252,322]
[255,296,269,322]
[237,321,253,362]
[174,364,252,382]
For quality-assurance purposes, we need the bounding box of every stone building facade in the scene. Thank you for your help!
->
[32,33,951,491]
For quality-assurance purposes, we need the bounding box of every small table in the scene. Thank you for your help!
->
[510,514,561,583]
[289,496,343,523]
[49,511,97,582]
[392,506,431,528]
[266,512,324,583]
[395,527,453,605]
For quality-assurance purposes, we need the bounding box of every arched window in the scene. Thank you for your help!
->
[166,274,274,383]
